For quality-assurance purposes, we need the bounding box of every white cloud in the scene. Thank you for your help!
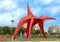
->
[0,8,26,26]
[0,0,17,10]
[0,0,26,26]
[31,7,41,17]
[1,0,13,6]
[43,6,60,16]
[33,0,60,16]
[0,0,60,27]
[11,8,26,18]
[34,0,60,6]
[44,0,53,3]
[36,0,54,5]
[0,13,12,25]
[51,6,60,15]
[32,7,41,14]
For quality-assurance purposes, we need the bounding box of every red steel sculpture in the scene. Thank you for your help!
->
[13,3,56,39]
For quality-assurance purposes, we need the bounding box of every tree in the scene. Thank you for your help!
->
[0,27,3,35]
[2,26,10,35]
[12,27,15,34]
[18,27,26,36]
[31,28,35,35]
[35,29,41,35]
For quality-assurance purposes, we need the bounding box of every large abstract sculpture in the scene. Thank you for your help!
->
[13,3,55,39]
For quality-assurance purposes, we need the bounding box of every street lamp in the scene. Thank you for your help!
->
[11,20,14,42]
[11,20,14,35]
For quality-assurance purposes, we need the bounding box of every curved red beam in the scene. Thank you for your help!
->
[13,3,56,39]
[13,16,31,39]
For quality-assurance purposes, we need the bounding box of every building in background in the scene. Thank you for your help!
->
[48,25,60,37]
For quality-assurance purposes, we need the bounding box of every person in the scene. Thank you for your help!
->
[23,32,27,38]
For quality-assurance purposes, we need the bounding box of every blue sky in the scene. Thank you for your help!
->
[0,0,60,31]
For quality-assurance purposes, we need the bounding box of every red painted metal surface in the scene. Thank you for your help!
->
[13,3,55,39]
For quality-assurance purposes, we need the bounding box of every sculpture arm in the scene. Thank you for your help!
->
[39,16,55,21]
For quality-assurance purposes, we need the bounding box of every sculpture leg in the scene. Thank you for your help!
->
[27,19,34,38]
[38,22,46,38]
[26,22,35,38]
[24,22,30,38]
[13,17,30,39]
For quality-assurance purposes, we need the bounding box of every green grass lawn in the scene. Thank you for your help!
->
[1,38,60,41]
